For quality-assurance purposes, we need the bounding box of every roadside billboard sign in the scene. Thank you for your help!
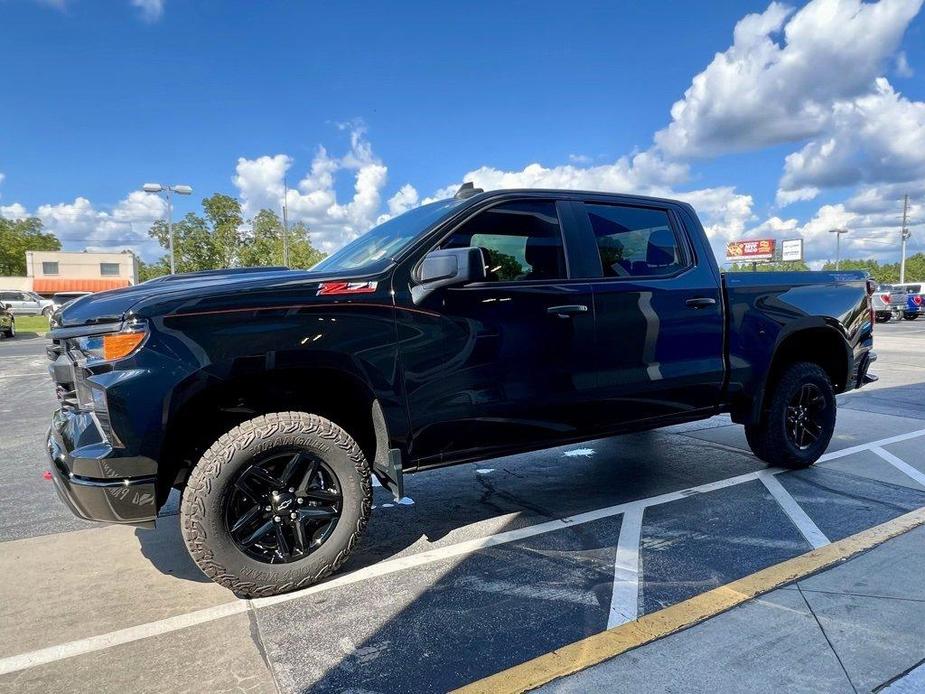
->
[781,239,803,262]
[725,239,775,262]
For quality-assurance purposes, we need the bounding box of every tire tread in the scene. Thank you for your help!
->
[180,411,372,597]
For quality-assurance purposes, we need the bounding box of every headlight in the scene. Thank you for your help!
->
[67,324,148,365]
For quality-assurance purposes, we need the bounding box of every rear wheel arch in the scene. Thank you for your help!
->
[745,324,851,425]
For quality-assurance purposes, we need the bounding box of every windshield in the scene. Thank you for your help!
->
[312,198,464,273]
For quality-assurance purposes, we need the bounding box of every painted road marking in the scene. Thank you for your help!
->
[871,446,925,488]
[2,428,924,676]
[758,471,830,549]
[452,506,925,694]
[607,505,643,628]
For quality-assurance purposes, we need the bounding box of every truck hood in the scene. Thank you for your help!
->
[54,266,377,329]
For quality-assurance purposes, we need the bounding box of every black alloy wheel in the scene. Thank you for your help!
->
[744,361,836,469]
[785,383,826,450]
[225,450,342,564]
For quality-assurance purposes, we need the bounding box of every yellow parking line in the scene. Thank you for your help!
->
[453,506,925,694]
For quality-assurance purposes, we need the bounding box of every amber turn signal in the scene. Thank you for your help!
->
[102,332,146,361]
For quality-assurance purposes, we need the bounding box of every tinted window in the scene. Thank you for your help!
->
[312,198,465,273]
[586,204,684,278]
[100,262,120,276]
[442,200,566,281]
[42,261,59,275]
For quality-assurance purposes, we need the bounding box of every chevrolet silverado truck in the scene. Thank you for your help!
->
[45,186,877,597]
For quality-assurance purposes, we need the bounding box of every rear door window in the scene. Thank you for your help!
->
[585,204,686,278]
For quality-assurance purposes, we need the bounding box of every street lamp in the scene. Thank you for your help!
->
[829,228,849,270]
[142,183,193,274]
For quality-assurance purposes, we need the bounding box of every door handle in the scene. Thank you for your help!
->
[546,304,589,316]
[685,297,717,309]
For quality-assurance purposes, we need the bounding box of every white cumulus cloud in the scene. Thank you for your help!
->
[233,125,411,253]
[130,0,164,22]
[655,0,922,158]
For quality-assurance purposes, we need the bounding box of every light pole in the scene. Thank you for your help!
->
[900,194,910,284]
[829,228,849,270]
[143,183,193,274]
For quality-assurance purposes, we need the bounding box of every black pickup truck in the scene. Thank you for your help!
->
[46,186,876,597]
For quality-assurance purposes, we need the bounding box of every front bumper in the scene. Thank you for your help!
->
[47,420,158,527]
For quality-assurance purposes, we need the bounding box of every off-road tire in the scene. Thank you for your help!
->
[745,362,836,469]
[180,411,372,597]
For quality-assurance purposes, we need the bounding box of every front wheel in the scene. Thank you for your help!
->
[745,362,836,469]
[903,313,919,321]
[180,411,372,597]
[1,319,15,338]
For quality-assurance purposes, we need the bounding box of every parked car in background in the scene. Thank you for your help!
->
[888,283,924,321]
[51,292,92,313]
[0,290,54,317]
[872,284,893,322]
[0,301,14,338]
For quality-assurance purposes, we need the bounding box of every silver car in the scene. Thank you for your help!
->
[872,284,893,322]
[0,290,54,317]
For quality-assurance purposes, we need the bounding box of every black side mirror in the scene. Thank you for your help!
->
[412,247,486,304]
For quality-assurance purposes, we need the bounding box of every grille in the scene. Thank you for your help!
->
[47,339,79,409]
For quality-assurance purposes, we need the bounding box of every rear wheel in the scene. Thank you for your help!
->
[875,313,891,323]
[745,362,835,469]
[903,313,919,321]
[1,319,15,338]
[180,411,372,597]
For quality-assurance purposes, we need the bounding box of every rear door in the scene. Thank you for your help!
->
[572,200,725,428]
[395,198,598,464]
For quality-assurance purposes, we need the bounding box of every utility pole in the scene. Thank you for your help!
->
[281,179,290,267]
[829,228,849,270]
[900,194,910,284]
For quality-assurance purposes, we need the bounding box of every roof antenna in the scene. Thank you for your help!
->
[454,181,484,199]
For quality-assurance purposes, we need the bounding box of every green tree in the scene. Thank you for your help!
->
[728,260,810,272]
[146,194,326,274]
[0,217,61,275]
[202,194,244,268]
[238,211,326,269]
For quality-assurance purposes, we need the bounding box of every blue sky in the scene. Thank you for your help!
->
[1,0,923,265]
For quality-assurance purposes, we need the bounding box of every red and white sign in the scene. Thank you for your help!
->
[725,239,776,261]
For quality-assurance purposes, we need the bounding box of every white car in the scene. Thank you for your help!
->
[51,291,92,312]
[0,290,54,317]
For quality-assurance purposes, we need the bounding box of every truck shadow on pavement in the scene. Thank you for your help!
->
[131,429,764,587]
[134,514,212,584]
[131,382,925,599]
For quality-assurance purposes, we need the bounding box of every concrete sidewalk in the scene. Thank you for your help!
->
[542,524,925,694]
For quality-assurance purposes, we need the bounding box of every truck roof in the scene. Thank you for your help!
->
[460,187,696,211]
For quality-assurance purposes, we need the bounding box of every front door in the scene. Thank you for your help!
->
[395,199,598,465]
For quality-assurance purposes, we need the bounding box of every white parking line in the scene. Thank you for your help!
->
[758,471,830,549]
[2,427,924,676]
[607,504,643,628]
[870,446,925,488]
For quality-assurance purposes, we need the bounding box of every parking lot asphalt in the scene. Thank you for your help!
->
[1,318,924,693]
